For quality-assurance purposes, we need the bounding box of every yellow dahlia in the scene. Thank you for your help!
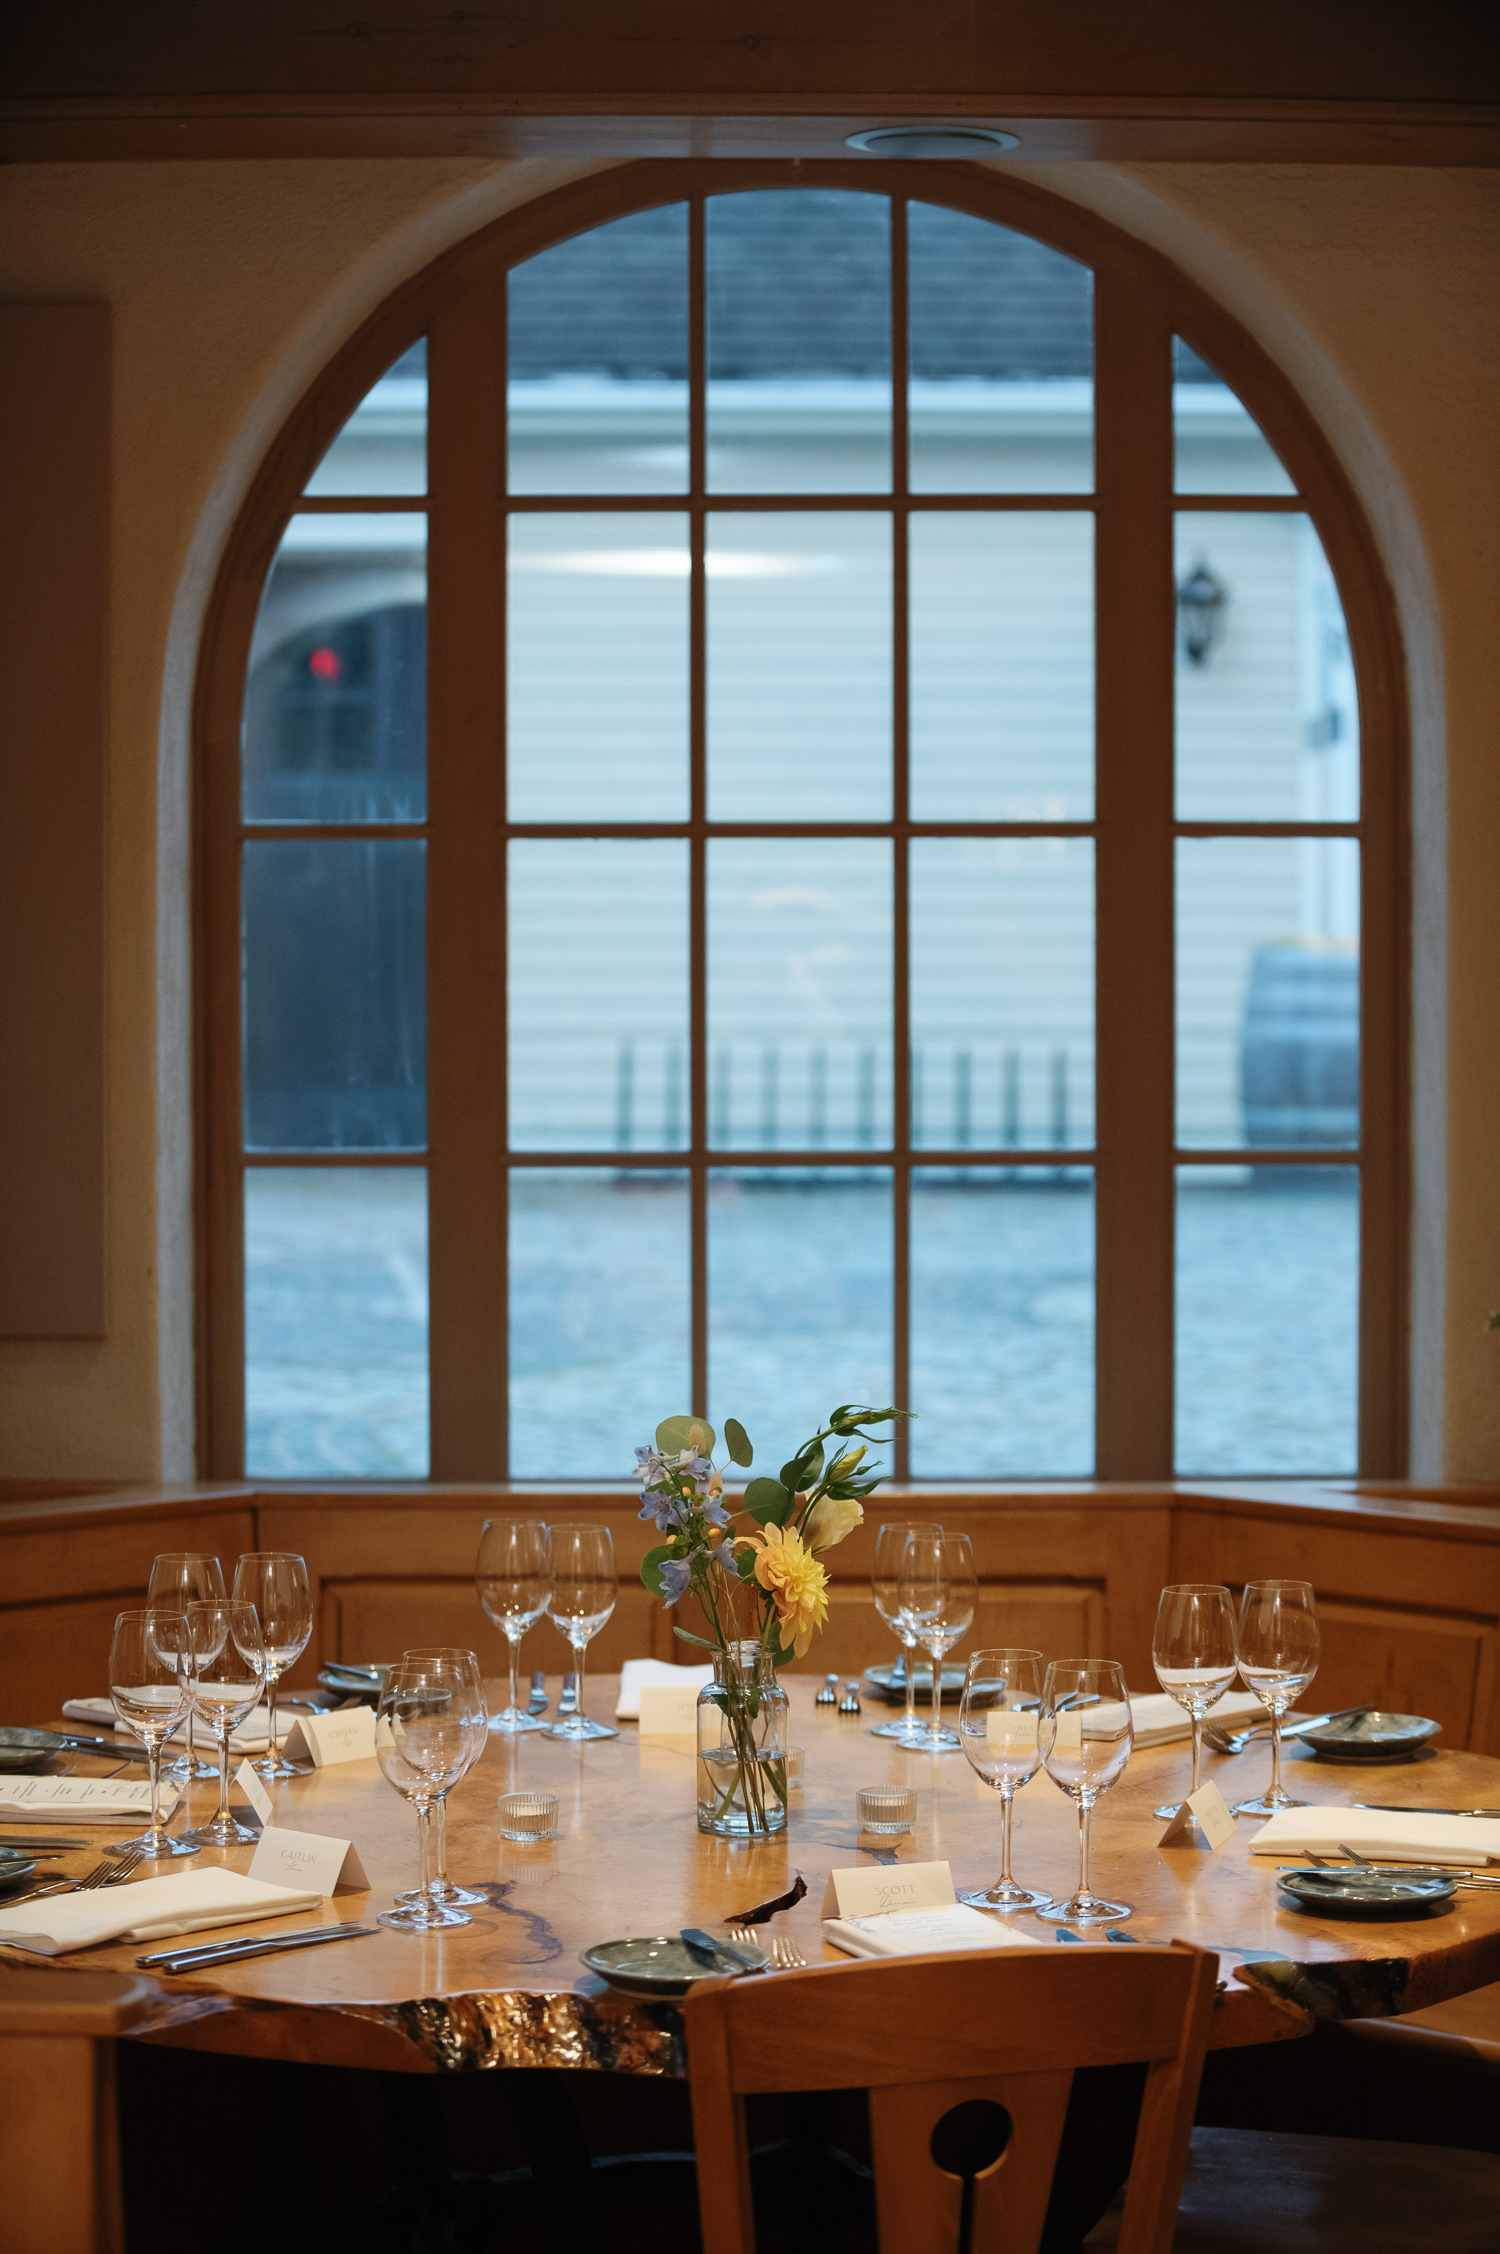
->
[747,1522,829,1657]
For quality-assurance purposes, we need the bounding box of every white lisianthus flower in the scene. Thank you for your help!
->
[803,1493,864,1553]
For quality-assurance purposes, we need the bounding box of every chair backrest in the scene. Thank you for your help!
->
[683,1941,1218,2254]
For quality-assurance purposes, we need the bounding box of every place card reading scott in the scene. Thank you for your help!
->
[637,1681,702,1739]
[822,1859,955,1920]
[233,1759,273,1825]
[280,1707,378,1767]
[1158,1780,1237,1851]
[248,1825,369,1896]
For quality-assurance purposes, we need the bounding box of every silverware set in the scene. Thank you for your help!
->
[727,1925,807,1970]
[8,1842,145,1905]
[138,1919,381,1975]
[1202,1708,1348,1755]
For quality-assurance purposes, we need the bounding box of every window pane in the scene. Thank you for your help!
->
[245,1168,428,1475]
[707,512,891,820]
[911,1172,1094,1474]
[304,341,426,497]
[909,205,1093,494]
[912,839,1094,1151]
[707,190,890,494]
[708,840,892,1149]
[244,514,426,822]
[709,1169,892,1444]
[509,841,688,1151]
[1175,512,1359,822]
[1176,1166,1358,1471]
[1177,838,1359,1151]
[509,1169,689,1476]
[910,512,1093,819]
[243,840,426,1150]
[1174,336,1295,496]
[508,514,689,820]
[508,206,688,496]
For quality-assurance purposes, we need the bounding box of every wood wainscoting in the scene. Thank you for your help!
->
[1,1480,1498,1752]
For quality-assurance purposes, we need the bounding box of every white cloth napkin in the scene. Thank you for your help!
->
[0,1864,325,1958]
[62,1697,295,1753]
[1247,1806,1500,1867]
[0,1775,182,1824]
[615,1658,715,1720]
[1128,1691,1266,1748]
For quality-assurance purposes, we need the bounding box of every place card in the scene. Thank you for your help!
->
[1158,1780,1236,1851]
[822,1859,955,1919]
[280,1706,377,1767]
[248,1824,369,1895]
[233,1759,273,1825]
[637,1681,702,1739]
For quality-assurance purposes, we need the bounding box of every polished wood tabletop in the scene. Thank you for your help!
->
[6,1674,1500,2076]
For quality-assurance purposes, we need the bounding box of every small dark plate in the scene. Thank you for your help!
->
[1278,1866,1456,1916]
[0,1727,72,1775]
[1298,1711,1441,1763]
[316,1663,394,1705]
[581,1935,769,1998]
[0,1846,39,1890]
[864,1663,967,1706]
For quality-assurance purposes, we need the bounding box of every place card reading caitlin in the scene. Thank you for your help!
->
[1158,1780,1237,1852]
[822,1860,956,1919]
[233,1759,273,1825]
[280,1707,378,1767]
[248,1825,370,1896]
[637,1681,702,1739]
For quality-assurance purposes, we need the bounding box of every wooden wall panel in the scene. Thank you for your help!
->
[322,1575,659,1678]
[0,1593,142,1722]
[1309,1600,1492,1751]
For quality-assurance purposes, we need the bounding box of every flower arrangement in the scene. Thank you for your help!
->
[635,1403,909,1835]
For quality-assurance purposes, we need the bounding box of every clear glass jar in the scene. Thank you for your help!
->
[697,1641,790,1838]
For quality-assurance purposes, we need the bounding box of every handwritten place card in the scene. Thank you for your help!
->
[280,1707,377,1768]
[248,1825,369,1896]
[637,1681,702,1739]
[233,1759,273,1825]
[1158,1780,1237,1851]
[822,1859,955,1920]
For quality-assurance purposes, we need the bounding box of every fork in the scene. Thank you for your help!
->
[9,1843,144,1906]
[770,1935,807,1970]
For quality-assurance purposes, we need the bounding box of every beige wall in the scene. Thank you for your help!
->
[0,154,1495,1481]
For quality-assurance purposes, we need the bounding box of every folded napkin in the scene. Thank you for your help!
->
[615,1658,714,1721]
[0,1864,324,1958]
[1128,1691,1267,1748]
[1247,1807,1500,1867]
[824,1904,1033,1959]
[0,1775,181,1825]
[62,1698,295,1754]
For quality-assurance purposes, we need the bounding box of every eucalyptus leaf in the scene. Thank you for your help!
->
[672,1625,718,1649]
[724,1417,754,1468]
[656,1414,716,1459]
[744,1477,794,1526]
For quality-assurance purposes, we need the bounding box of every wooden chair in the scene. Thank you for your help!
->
[683,1941,1219,2254]
[0,1966,158,2254]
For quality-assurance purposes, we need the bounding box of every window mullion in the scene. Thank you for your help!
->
[891,193,912,1480]
[689,195,709,1424]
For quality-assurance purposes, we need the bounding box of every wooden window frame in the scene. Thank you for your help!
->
[195,159,1408,1483]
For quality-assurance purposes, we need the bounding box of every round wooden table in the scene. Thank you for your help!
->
[8,1675,1500,2076]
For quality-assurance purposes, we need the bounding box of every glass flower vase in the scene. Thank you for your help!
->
[697,1641,790,1839]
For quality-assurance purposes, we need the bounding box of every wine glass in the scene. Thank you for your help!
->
[1035,1658,1135,1925]
[1233,1579,1321,1818]
[147,1553,226,1782]
[957,1648,1052,1913]
[231,1552,312,1780]
[546,1524,617,1741]
[475,1519,553,1734]
[397,1646,489,1908]
[109,1608,194,1859]
[376,1659,485,1932]
[1150,1583,1240,1822]
[177,1599,266,1848]
[897,1529,976,1752]
[870,1520,931,1743]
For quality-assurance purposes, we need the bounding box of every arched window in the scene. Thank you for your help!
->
[200,164,1403,1485]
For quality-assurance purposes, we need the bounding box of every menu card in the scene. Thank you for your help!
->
[0,1776,181,1823]
[823,1904,1030,1959]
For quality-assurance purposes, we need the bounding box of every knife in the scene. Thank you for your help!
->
[680,1927,761,1972]
[558,1673,579,1717]
[528,1671,549,1717]
[1354,1805,1500,1818]
[0,1835,93,1849]
[39,1734,152,1764]
[137,1921,380,1974]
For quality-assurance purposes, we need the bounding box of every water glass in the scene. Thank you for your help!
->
[856,1785,916,1835]
[498,1792,559,1842]
[475,1519,553,1733]
[396,1646,488,1907]
[869,1519,931,1743]
[231,1552,312,1780]
[897,1528,976,1752]
[376,1658,486,1932]
[109,1608,194,1859]
[1233,1579,1321,1817]
[178,1598,266,1848]
[1036,1658,1134,1925]
[546,1524,617,1741]
[147,1552,226,1782]
[1150,1583,1239,1820]
[957,1648,1052,1912]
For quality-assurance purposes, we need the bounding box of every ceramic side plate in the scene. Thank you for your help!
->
[1297,1711,1441,1762]
[864,1663,967,1705]
[0,1726,71,1775]
[1277,1866,1456,1915]
[0,1846,39,1889]
[581,1935,769,1997]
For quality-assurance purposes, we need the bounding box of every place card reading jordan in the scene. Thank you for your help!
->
[248,1825,370,1896]
[280,1707,378,1767]
[1158,1780,1237,1851]
[822,1859,956,1919]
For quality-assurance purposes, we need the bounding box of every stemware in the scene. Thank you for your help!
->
[1233,1579,1321,1818]
[897,1529,976,1752]
[1036,1658,1135,1925]
[177,1599,266,1848]
[1150,1583,1240,1821]
[147,1553,226,1782]
[231,1552,312,1780]
[869,1520,931,1743]
[546,1524,618,1741]
[396,1646,489,1908]
[957,1648,1052,1912]
[109,1608,195,1859]
[376,1659,485,1931]
[475,1519,553,1734]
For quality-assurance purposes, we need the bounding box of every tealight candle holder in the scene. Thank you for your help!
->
[498,1790,559,1842]
[856,1785,916,1835]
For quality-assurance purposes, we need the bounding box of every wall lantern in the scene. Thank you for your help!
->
[1176,557,1228,666]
